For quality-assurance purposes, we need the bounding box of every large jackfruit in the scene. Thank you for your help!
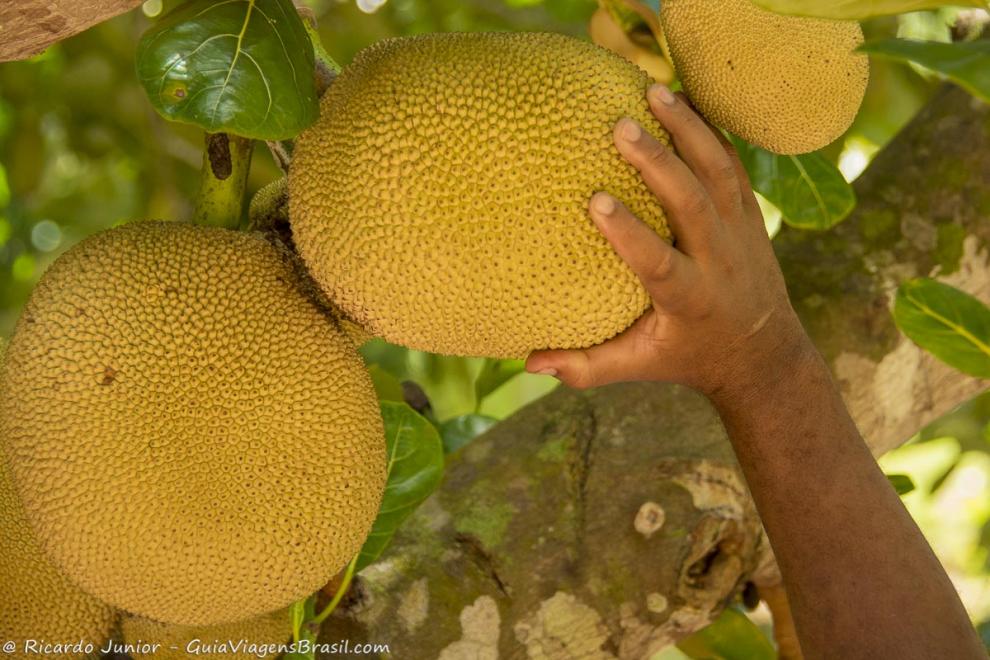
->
[121,609,291,659]
[0,221,386,626]
[0,438,118,659]
[660,0,868,155]
[290,32,671,359]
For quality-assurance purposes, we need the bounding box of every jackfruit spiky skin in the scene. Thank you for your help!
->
[1,444,117,659]
[660,0,868,155]
[290,32,671,359]
[121,610,291,659]
[0,221,386,626]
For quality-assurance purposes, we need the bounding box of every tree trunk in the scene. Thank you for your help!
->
[318,85,989,659]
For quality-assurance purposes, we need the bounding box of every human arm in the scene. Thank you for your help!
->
[526,84,985,659]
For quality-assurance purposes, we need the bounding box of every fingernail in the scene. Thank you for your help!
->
[650,84,677,106]
[619,118,642,142]
[535,368,559,378]
[591,193,615,216]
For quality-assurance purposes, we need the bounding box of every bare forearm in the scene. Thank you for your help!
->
[713,340,983,659]
[527,84,984,658]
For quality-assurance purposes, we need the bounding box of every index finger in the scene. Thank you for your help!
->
[589,192,697,309]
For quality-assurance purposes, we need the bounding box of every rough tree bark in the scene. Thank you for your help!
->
[317,85,990,659]
[0,1,143,62]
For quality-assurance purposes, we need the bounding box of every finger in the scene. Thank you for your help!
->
[646,85,743,217]
[526,315,662,389]
[706,122,762,219]
[589,192,695,306]
[613,118,719,258]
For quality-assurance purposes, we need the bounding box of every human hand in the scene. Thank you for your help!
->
[526,84,815,404]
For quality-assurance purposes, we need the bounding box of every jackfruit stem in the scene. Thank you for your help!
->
[313,555,357,626]
[193,133,254,230]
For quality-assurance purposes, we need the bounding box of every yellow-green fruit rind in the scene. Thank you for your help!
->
[290,32,671,359]
[661,0,868,155]
[121,610,291,659]
[1,446,117,659]
[1,221,386,626]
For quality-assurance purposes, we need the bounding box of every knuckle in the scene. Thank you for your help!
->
[721,142,742,163]
[568,369,596,390]
[710,155,738,182]
[647,251,676,286]
[643,143,673,169]
[676,104,701,128]
[681,189,713,218]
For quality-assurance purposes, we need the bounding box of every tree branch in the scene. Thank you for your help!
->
[0,0,143,62]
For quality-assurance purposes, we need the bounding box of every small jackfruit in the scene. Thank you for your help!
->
[1,443,117,658]
[121,609,292,659]
[0,221,386,626]
[290,32,671,359]
[660,0,869,155]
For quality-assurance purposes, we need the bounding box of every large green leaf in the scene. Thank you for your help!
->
[859,39,990,103]
[732,138,856,230]
[749,0,986,20]
[136,0,318,139]
[356,402,444,571]
[894,278,990,379]
[677,608,775,660]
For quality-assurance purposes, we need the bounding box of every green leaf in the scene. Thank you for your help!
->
[367,364,405,402]
[859,39,990,103]
[929,460,959,493]
[356,402,444,571]
[474,359,526,405]
[731,137,856,230]
[749,0,986,20]
[288,598,305,643]
[135,0,318,139]
[894,278,990,379]
[886,473,916,495]
[677,608,776,660]
[440,414,499,454]
[283,595,317,660]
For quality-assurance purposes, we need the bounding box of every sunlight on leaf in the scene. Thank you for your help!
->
[894,278,990,379]
[474,359,526,406]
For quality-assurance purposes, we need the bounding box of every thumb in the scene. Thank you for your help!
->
[526,323,651,389]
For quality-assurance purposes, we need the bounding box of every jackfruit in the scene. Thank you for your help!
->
[0,221,386,626]
[1,439,117,659]
[120,609,291,659]
[289,32,671,359]
[660,0,868,155]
